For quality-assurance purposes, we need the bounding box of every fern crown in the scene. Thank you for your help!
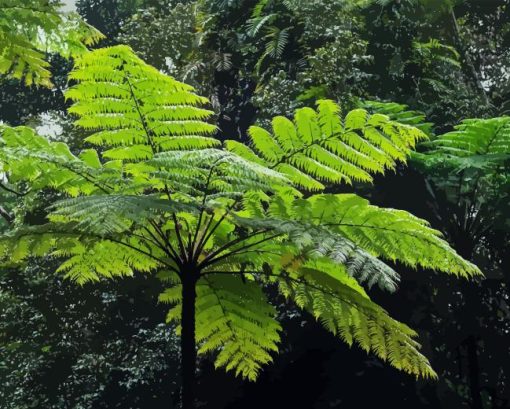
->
[0,45,481,381]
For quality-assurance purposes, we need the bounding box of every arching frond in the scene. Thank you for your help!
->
[232,192,480,285]
[0,125,118,196]
[54,237,163,284]
[296,194,480,277]
[49,195,200,236]
[66,45,218,164]
[227,99,427,190]
[412,117,510,240]
[149,148,288,200]
[361,100,434,136]
[246,14,276,37]
[273,270,436,378]
[0,224,165,284]
[422,117,510,157]
[227,209,401,293]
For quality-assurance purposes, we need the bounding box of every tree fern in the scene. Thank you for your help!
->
[412,117,510,248]
[0,43,482,408]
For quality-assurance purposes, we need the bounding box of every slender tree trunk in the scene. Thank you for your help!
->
[453,237,484,409]
[465,335,483,409]
[449,8,490,106]
[181,272,198,409]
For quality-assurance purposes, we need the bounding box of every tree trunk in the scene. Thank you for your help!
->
[452,238,483,409]
[180,273,198,409]
[465,335,483,409]
[449,8,490,106]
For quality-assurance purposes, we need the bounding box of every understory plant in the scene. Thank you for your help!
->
[0,45,480,409]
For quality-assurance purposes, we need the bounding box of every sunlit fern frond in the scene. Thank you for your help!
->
[66,45,218,164]
[0,1,103,86]
[226,99,428,190]
[161,274,281,381]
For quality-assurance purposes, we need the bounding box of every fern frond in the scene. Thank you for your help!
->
[49,195,200,236]
[0,125,119,196]
[0,2,103,86]
[423,117,510,157]
[230,209,402,293]
[231,190,480,295]
[162,275,281,381]
[246,14,276,37]
[361,100,434,136]
[55,237,162,284]
[281,193,481,277]
[149,148,288,199]
[272,270,436,378]
[227,99,427,190]
[66,45,217,164]
[0,224,163,284]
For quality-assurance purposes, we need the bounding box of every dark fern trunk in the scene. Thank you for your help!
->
[181,272,198,409]
[465,335,483,409]
[454,237,483,409]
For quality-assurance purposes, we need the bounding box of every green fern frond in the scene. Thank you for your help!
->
[246,14,277,37]
[162,274,281,381]
[412,38,461,69]
[0,223,164,284]
[255,26,289,73]
[361,100,434,136]
[251,0,271,17]
[423,117,510,157]
[0,2,103,86]
[273,272,436,378]
[0,125,119,196]
[149,148,288,199]
[411,117,510,230]
[49,195,200,236]
[231,190,480,300]
[276,193,480,277]
[55,237,162,284]
[228,99,427,190]
[263,26,289,59]
[66,45,217,164]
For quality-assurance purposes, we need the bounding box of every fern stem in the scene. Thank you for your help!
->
[0,205,13,224]
[147,220,183,268]
[173,213,189,263]
[199,232,281,270]
[193,199,241,263]
[139,226,181,269]
[0,181,26,197]
[190,212,214,264]
[190,162,217,259]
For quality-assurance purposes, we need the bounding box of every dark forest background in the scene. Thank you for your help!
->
[1,0,509,408]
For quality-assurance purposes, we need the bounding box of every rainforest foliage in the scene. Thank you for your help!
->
[0,1,509,409]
